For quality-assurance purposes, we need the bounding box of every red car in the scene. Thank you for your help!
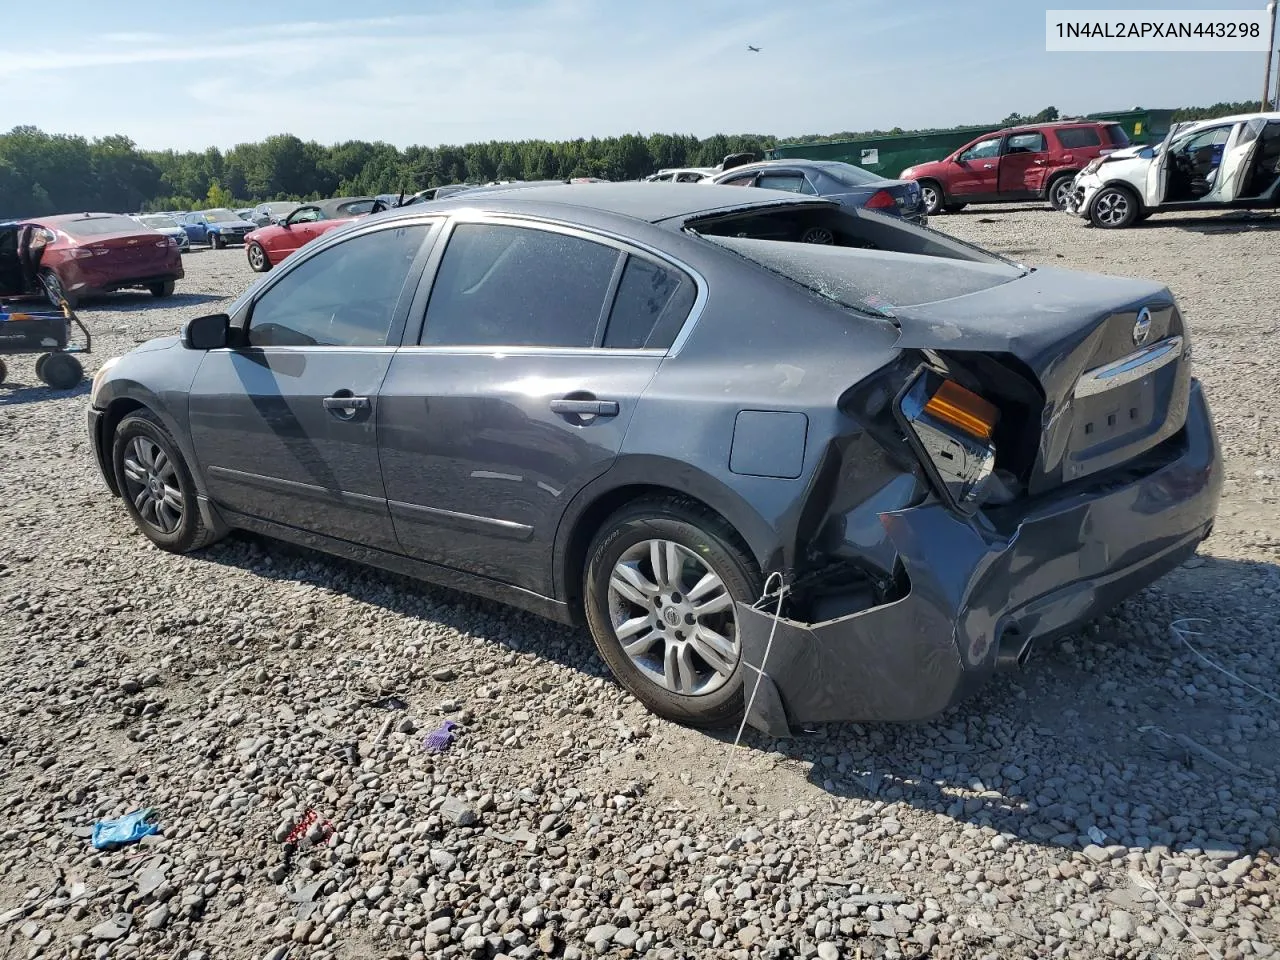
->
[899,121,1131,215]
[0,214,183,308]
[244,196,382,272]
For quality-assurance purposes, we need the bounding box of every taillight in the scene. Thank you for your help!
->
[898,373,999,513]
[865,190,898,210]
[157,238,176,247]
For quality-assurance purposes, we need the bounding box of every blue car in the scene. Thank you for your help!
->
[180,209,258,248]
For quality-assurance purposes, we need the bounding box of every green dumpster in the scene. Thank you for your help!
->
[767,126,995,178]
[1084,109,1176,144]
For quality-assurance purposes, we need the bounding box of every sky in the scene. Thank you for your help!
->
[0,0,1269,151]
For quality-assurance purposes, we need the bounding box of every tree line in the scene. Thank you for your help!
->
[0,101,1262,218]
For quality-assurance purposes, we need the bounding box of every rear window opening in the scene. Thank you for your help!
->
[687,205,1026,318]
[58,216,145,238]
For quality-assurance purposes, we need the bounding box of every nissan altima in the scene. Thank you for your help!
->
[87,184,1221,735]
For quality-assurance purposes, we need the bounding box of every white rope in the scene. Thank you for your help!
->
[719,571,786,788]
[1130,870,1222,960]
[1170,618,1280,706]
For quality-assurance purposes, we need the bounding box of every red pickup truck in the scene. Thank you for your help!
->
[899,121,1131,215]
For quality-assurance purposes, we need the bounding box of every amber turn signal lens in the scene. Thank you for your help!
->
[923,381,998,442]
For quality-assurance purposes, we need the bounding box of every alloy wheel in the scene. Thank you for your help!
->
[121,436,185,534]
[248,244,266,270]
[921,184,940,214]
[800,226,835,244]
[1051,179,1073,209]
[606,539,740,697]
[1094,189,1130,226]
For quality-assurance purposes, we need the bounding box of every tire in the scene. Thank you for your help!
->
[919,180,945,216]
[0,358,6,385]
[1047,175,1075,211]
[39,269,77,309]
[583,498,762,728]
[799,226,834,244]
[209,232,224,250]
[34,354,48,381]
[943,202,968,213]
[1089,185,1140,229]
[148,280,176,298]
[247,242,272,272]
[38,353,83,389]
[111,410,220,553]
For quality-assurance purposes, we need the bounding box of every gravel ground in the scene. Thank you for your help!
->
[1,209,1277,960]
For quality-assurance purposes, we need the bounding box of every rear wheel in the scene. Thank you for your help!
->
[148,280,175,298]
[583,498,762,728]
[919,180,944,216]
[247,241,272,272]
[0,359,7,385]
[39,269,77,309]
[111,410,220,553]
[34,354,49,381]
[1047,174,1075,211]
[1089,185,1140,228]
[38,352,83,390]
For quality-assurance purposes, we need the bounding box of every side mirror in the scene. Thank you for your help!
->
[181,313,230,351]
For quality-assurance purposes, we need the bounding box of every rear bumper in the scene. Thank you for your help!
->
[738,380,1222,735]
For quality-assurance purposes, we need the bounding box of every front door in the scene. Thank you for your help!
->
[188,221,435,550]
[949,136,1002,198]
[379,217,696,597]
[275,206,326,258]
[996,130,1049,197]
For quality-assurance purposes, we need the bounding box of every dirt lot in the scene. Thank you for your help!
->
[1,208,1277,960]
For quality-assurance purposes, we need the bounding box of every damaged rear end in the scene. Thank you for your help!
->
[705,234,1222,737]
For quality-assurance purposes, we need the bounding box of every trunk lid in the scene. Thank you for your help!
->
[77,231,174,273]
[893,266,1191,493]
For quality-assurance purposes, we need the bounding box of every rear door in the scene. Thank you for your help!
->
[1212,118,1268,202]
[378,215,696,597]
[949,136,1002,198]
[996,131,1049,197]
[187,220,437,550]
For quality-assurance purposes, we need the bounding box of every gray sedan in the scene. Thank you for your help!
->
[87,184,1220,734]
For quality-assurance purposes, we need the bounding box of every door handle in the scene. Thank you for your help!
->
[1032,159,1046,165]
[323,394,370,420]
[550,398,619,417]
[982,163,995,169]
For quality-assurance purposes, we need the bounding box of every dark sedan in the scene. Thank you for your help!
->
[708,159,927,228]
[87,184,1220,734]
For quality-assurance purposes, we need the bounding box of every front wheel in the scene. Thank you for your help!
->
[111,410,221,553]
[208,233,224,250]
[583,499,762,728]
[148,280,175,298]
[247,242,272,272]
[1089,185,1140,229]
[919,181,944,216]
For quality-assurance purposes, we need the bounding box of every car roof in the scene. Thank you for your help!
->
[315,196,375,216]
[374,182,833,227]
[1177,111,1280,129]
[37,212,134,224]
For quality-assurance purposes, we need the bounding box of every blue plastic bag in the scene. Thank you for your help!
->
[91,809,159,849]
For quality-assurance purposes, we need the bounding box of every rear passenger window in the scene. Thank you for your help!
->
[422,223,620,348]
[1005,133,1046,153]
[757,173,814,194]
[1056,127,1103,149]
[604,256,695,349]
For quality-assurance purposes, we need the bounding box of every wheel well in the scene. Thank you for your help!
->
[917,178,942,195]
[560,483,758,618]
[1095,180,1145,211]
[1046,170,1077,190]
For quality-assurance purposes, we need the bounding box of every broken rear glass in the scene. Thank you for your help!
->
[705,236,1025,318]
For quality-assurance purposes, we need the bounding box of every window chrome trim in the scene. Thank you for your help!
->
[1073,335,1184,400]
[423,209,709,356]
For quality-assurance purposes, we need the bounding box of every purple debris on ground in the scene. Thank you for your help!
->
[423,720,458,753]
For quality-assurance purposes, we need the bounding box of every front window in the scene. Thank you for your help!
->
[288,208,323,224]
[246,224,430,348]
[957,138,1001,162]
[202,208,237,223]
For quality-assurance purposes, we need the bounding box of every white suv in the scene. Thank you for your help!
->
[1066,112,1280,228]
